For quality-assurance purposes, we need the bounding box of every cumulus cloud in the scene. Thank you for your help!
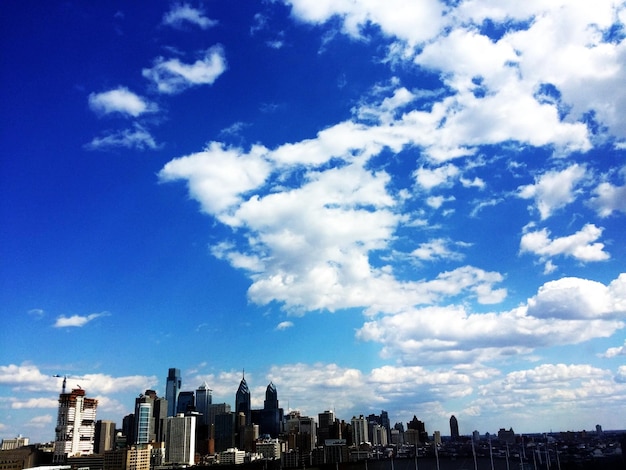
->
[85,124,159,151]
[142,45,227,94]
[414,164,460,190]
[286,0,626,156]
[356,274,626,365]
[53,312,109,328]
[162,3,217,30]
[520,223,610,263]
[589,168,626,217]
[600,339,626,358]
[0,363,158,394]
[517,165,587,220]
[88,87,157,117]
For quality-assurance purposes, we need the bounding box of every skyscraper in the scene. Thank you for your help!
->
[195,382,212,427]
[176,391,195,414]
[351,415,368,446]
[53,388,98,462]
[165,414,196,466]
[235,373,251,426]
[450,415,459,441]
[165,368,181,417]
[259,382,281,437]
[94,420,116,454]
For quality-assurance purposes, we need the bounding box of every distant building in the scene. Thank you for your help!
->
[94,421,116,454]
[0,445,49,470]
[256,438,283,459]
[214,412,236,453]
[134,390,167,444]
[350,416,368,446]
[497,428,515,445]
[1,436,29,451]
[449,415,459,441]
[219,448,245,465]
[259,382,282,438]
[53,388,98,462]
[195,383,212,426]
[285,411,316,464]
[235,374,251,426]
[432,431,441,445]
[176,391,195,414]
[165,368,181,418]
[165,414,196,466]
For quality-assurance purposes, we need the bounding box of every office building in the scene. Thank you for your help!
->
[235,374,251,426]
[450,415,460,441]
[195,382,212,426]
[0,436,29,451]
[165,414,196,466]
[94,420,116,454]
[165,368,181,417]
[176,391,195,414]
[259,382,282,438]
[351,416,368,446]
[53,388,98,462]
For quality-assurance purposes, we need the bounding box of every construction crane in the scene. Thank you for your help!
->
[52,374,85,394]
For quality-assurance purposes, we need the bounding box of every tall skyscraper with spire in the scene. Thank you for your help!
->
[53,387,98,462]
[235,372,251,426]
[166,368,181,417]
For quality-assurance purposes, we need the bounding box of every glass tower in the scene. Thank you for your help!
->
[235,374,251,425]
[166,368,181,417]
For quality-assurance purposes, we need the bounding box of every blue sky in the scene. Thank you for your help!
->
[1,0,626,444]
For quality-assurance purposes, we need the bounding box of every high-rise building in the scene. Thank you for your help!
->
[134,390,167,444]
[94,420,116,454]
[235,373,251,426]
[195,382,212,426]
[165,368,181,417]
[450,415,459,441]
[53,388,98,462]
[351,416,368,446]
[176,391,195,414]
[259,382,282,438]
[165,414,196,466]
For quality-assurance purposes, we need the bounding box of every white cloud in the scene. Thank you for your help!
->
[0,364,157,396]
[85,124,158,151]
[159,142,272,215]
[88,87,157,117]
[11,398,57,409]
[517,164,587,220]
[356,274,625,365]
[53,312,109,328]
[162,3,217,30]
[276,321,294,331]
[143,46,227,94]
[600,339,626,358]
[285,0,446,47]
[414,164,460,190]
[527,275,626,320]
[411,238,466,262]
[589,172,626,217]
[520,223,610,263]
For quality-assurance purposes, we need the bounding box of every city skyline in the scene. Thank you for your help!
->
[2,0,626,445]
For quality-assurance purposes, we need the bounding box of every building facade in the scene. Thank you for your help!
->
[165,414,196,466]
[165,368,181,418]
[53,388,98,462]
